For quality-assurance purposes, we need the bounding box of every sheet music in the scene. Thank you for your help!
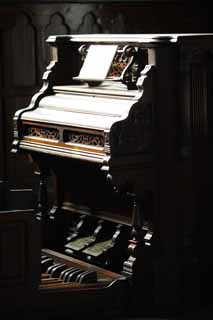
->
[74,44,118,83]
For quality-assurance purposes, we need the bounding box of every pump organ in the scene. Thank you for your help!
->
[6,33,213,317]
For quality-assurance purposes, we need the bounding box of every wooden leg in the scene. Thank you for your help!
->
[35,167,49,221]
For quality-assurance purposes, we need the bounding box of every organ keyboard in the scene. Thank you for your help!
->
[9,33,213,318]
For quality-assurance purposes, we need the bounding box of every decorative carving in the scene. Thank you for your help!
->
[122,194,153,279]
[104,131,110,154]
[78,44,90,60]
[107,45,142,89]
[65,130,104,147]
[27,126,60,140]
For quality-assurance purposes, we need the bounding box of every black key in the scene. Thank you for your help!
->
[76,270,98,284]
[49,263,65,276]
[51,264,67,278]
[66,268,84,282]
[41,258,54,273]
[47,263,62,275]
[60,267,77,282]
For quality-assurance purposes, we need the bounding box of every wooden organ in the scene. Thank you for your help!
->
[6,33,213,317]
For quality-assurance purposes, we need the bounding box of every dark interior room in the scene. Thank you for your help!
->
[0,1,213,319]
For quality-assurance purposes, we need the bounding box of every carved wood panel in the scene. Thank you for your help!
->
[12,13,36,87]
[0,210,41,301]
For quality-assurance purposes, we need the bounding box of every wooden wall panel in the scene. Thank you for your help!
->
[0,210,41,304]
[12,13,36,87]
[77,11,102,34]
